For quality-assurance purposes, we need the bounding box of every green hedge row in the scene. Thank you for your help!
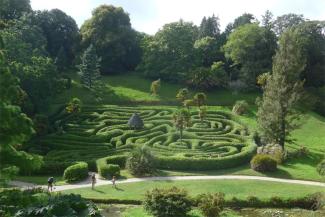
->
[87,193,323,210]
[96,155,127,178]
[154,141,257,170]
[63,161,88,182]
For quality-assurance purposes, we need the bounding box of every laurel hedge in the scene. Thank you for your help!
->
[63,161,88,182]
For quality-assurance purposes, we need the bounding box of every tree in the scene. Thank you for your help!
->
[194,36,220,67]
[0,0,31,21]
[150,79,161,95]
[173,109,191,144]
[32,9,80,67]
[294,21,325,87]
[199,15,220,39]
[138,20,198,82]
[183,99,195,110]
[262,10,274,30]
[226,13,256,33]
[176,88,190,103]
[14,56,61,112]
[194,92,207,108]
[198,106,207,123]
[273,13,305,36]
[0,51,42,179]
[0,17,48,65]
[224,24,276,87]
[257,29,306,148]
[210,61,228,87]
[80,5,141,74]
[126,146,156,177]
[78,44,101,89]
[54,46,68,72]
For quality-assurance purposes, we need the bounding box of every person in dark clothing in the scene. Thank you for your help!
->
[91,173,96,190]
[47,177,54,192]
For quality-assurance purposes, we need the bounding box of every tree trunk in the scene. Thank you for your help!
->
[279,112,286,148]
[180,128,183,144]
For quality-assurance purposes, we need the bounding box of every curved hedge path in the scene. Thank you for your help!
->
[40,105,256,173]
[10,175,325,192]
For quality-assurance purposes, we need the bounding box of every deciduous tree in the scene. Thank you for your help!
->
[80,5,141,74]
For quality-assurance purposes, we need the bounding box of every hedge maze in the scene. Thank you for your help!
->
[40,106,257,173]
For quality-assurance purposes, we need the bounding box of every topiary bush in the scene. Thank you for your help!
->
[250,154,277,172]
[197,192,225,217]
[63,161,88,182]
[98,163,120,179]
[144,187,192,217]
[126,146,156,177]
[317,159,325,176]
[232,100,249,115]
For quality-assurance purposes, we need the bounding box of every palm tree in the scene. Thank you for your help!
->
[173,109,191,144]
[194,92,207,109]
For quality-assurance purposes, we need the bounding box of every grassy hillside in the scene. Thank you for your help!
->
[51,72,259,107]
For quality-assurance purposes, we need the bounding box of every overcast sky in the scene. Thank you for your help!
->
[31,0,325,35]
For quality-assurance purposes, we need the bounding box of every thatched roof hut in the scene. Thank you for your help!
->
[128,113,144,129]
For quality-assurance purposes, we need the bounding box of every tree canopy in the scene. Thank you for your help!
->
[80,5,141,74]
[224,23,276,87]
[138,20,198,82]
[0,0,31,21]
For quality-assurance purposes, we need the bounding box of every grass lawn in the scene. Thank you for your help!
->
[50,72,259,107]
[63,179,325,201]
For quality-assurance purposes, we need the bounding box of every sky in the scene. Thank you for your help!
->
[30,0,325,35]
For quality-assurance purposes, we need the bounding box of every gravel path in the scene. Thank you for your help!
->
[9,174,325,192]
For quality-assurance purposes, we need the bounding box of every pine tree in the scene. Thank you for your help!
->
[78,44,101,88]
[257,29,306,148]
[199,15,220,38]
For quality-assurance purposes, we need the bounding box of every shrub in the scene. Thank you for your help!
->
[232,100,249,115]
[126,146,156,177]
[317,159,325,176]
[144,187,192,217]
[197,193,225,217]
[257,144,284,164]
[63,162,88,182]
[250,154,277,172]
[98,163,120,179]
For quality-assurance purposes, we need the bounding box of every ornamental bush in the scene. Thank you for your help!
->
[63,161,88,182]
[97,162,120,179]
[197,192,225,217]
[126,146,156,177]
[232,100,249,115]
[250,154,277,172]
[144,187,192,217]
[317,159,325,176]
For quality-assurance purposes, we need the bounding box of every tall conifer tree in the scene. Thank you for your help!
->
[79,44,101,88]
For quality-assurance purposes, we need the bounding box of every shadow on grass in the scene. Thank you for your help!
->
[93,189,105,194]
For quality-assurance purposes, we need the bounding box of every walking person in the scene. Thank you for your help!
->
[47,177,54,192]
[112,176,116,188]
[91,173,96,190]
